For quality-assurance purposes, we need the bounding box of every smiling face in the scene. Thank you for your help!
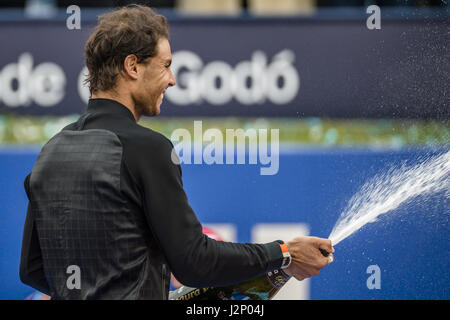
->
[133,38,176,117]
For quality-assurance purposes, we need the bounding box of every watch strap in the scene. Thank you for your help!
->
[277,240,291,269]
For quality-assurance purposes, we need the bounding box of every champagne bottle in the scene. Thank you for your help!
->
[169,269,291,300]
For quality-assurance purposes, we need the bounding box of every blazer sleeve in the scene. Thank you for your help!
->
[19,174,51,295]
[126,134,283,288]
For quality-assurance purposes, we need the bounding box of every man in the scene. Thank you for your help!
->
[19,4,334,300]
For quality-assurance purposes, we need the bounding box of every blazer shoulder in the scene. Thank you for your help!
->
[129,123,174,150]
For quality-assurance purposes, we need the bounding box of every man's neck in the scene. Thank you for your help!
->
[91,90,140,122]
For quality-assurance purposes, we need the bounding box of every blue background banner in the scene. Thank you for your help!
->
[0,10,449,119]
[1,147,448,299]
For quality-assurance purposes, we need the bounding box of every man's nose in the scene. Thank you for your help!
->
[168,71,176,87]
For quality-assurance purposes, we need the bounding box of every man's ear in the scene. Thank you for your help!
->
[123,54,139,80]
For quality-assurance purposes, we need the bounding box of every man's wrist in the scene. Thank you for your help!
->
[276,240,292,269]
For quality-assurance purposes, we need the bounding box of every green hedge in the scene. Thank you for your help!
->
[0,114,448,148]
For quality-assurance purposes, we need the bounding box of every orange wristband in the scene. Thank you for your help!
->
[280,243,289,254]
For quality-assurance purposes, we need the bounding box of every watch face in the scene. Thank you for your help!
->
[281,251,291,268]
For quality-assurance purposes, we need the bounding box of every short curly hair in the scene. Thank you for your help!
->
[84,4,169,94]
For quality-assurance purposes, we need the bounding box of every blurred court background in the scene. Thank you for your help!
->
[0,0,448,300]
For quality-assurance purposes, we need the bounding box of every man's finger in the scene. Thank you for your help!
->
[318,239,334,255]
[327,253,334,264]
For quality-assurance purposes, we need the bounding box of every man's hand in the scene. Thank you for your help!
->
[283,236,334,281]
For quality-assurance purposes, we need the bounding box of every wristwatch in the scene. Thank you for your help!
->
[276,240,292,269]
